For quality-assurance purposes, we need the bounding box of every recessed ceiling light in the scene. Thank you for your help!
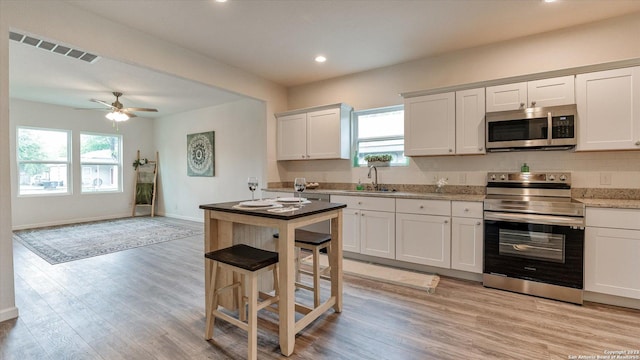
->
[215,0,227,3]
[543,0,557,3]
[315,55,327,63]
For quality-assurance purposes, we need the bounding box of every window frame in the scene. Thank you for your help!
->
[352,104,406,167]
[16,126,71,197]
[79,131,123,194]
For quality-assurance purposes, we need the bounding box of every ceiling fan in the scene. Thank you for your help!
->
[89,91,158,122]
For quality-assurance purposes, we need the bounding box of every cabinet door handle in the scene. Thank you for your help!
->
[444,220,449,224]
[478,147,483,151]
[449,149,453,153]
[464,208,469,212]
[354,211,359,215]
[520,102,525,108]
[301,155,306,159]
[361,213,365,217]
[531,101,536,107]
[476,221,482,226]
[358,201,362,205]
[419,205,424,209]
[635,141,640,146]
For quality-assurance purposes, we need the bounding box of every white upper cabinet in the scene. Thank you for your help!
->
[486,75,575,112]
[276,103,351,160]
[485,82,527,112]
[404,92,456,156]
[276,112,307,160]
[455,88,486,154]
[576,67,640,151]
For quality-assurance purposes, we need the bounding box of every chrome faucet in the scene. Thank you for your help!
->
[367,165,378,191]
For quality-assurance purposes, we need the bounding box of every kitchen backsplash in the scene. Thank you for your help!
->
[276,149,640,190]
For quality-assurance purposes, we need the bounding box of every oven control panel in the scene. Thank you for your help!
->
[487,172,571,184]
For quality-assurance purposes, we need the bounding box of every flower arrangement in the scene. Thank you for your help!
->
[436,177,448,193]
[132,158,148,169]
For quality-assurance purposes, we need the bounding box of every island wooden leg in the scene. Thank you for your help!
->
[278,223,296,356]
[330,213,343,312]
[204,211,217,320]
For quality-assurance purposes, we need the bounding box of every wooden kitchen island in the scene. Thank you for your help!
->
[199,200,346,356]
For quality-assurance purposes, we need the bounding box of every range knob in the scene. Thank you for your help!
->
[559,174,567,182]
[490,174,497,181]
[500,174,506,181]
[548,174,556,181]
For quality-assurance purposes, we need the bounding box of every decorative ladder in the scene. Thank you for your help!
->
[132,150,158,217]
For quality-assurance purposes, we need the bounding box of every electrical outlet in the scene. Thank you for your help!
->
[458,173,467,185]
[600,173,612,185]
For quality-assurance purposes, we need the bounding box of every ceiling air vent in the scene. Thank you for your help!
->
[9,31,100,64]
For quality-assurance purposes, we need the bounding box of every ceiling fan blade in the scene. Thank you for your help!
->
[74,107,109,111]
[90,99,114,108]
[122,112,138,118]
[123,107,158,112]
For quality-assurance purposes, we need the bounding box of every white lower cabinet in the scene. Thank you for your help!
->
[341,208,361,253]
[333,195,484,273]
[396,212,451,267]
[450,201,483,274]
[331,195,395,259]
[360,210,396,259]
[451,217,483,273]
[585,207,640,299]
[396,199,451,267]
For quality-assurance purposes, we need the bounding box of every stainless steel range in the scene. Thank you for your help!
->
[483,172,586,304]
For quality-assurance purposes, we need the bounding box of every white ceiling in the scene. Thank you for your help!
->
[10,0,640,118]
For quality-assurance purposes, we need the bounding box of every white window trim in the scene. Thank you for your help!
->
[16,126,71,197]
[353,105,406,167]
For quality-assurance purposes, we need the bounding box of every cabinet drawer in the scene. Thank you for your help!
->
[586,207,640,230]
[331,195,395,212]
[396,199,450,216]
[451,201,483,218]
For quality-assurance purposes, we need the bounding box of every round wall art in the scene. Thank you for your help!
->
[187,131,214,177]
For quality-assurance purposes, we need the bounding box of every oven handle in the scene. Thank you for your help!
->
[484,211,585,227]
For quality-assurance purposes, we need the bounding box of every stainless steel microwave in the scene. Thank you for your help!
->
[486,104,577,152]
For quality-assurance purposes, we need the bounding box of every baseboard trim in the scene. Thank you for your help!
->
[0,306,19,323]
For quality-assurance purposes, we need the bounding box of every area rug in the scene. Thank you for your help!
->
[13,217,203,265]
[302,254,439,293]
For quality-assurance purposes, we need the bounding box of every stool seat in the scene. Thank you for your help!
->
[205,244,278,272]
[273,229,331,245]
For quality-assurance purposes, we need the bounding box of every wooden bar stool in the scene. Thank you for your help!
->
[204,244,279,360]
[274,229,331,307]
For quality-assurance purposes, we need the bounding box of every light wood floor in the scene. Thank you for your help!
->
[2,217,639,360]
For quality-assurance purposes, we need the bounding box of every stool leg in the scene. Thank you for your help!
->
[272,264,280,296]
[313,247,321,307]
[247,274,259,360]
[295,247,301,283]
[205,261,219,340]
[236,272,247,322]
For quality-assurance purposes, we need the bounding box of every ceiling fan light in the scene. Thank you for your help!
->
[105,111,129,122]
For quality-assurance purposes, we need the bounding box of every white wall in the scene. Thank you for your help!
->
[281,12,640,188]
[10,99,155,229]
[154,99,266,222]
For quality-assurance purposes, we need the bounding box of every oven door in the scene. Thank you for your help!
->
[484,212,584,289]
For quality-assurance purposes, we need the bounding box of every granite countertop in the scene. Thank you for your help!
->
[266,187,640,209]
[264,188,486,202]
[574,198,640,209]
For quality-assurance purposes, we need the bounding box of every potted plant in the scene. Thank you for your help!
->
[364,154,392,167]
[132,158,148,170]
